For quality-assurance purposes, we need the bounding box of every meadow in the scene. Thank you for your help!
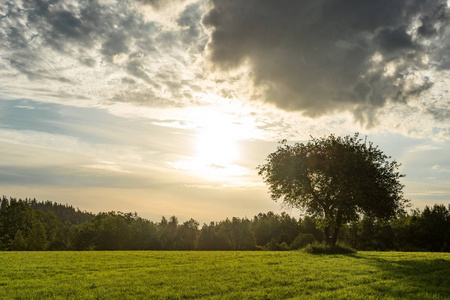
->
[0,251,449,299]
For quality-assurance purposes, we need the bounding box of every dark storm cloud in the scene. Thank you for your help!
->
[204,0,450,124]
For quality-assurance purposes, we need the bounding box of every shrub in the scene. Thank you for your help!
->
[265,238,289,251]
[441,242,450,253]
[304,243,356,254]
[290,233,315,250]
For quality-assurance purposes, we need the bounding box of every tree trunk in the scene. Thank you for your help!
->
[331,213,342,246]
[331,223,341,246]
[323,226,331,245]
[322,206,333,245]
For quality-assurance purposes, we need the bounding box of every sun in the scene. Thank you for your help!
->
[168,108,253,181]
[196,123,239,167]
[187,112,246,180]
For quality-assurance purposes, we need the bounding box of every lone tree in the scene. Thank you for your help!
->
[258,133,409,246]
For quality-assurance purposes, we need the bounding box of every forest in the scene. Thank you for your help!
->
[0,196,449,252]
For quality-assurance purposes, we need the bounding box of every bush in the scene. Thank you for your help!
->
[304,243,356,254]
[47,240,69,251]
[290,233,315,250]
[441,242,450,253]
[265,239,289,251]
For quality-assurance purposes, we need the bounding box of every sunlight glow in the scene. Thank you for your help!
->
[168,160,250,181]
[167,109,253,181]
[196,120,239,167]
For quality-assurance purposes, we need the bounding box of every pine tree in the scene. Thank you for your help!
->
[27,222,47,251]
[0,196,8,211]
[11,230,27,251]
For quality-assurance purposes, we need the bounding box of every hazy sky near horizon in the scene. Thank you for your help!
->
[1,0,449,223]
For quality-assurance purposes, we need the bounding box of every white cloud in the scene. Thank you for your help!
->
[409,145,442,153]
[432,165,450,172]
[82,161,133,174]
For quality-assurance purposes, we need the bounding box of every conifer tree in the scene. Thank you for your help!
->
[27,222,47,251]
[11,230,27,251]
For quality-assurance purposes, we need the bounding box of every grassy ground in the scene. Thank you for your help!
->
[0,251,449,299]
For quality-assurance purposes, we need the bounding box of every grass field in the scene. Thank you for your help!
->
[0,251,449,299]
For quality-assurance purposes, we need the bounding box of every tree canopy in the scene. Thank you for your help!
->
[258,133,409,245]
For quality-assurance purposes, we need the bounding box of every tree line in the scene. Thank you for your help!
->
[0,196,448,252]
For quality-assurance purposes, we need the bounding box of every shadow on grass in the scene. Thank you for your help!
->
[355,254,450,299]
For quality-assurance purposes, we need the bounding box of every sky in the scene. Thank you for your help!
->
[0,0,449,223]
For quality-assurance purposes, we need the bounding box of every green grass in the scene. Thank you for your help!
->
[0,251,449,299]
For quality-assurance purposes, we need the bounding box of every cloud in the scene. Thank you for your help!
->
[428,106,450,121]
[139,0,187,10]
[82,161,133,174]
[0,0,208,108]
[1,0,448,140]
[203,0,450,125]
[409,144,441,152]
[432,164,450,172]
